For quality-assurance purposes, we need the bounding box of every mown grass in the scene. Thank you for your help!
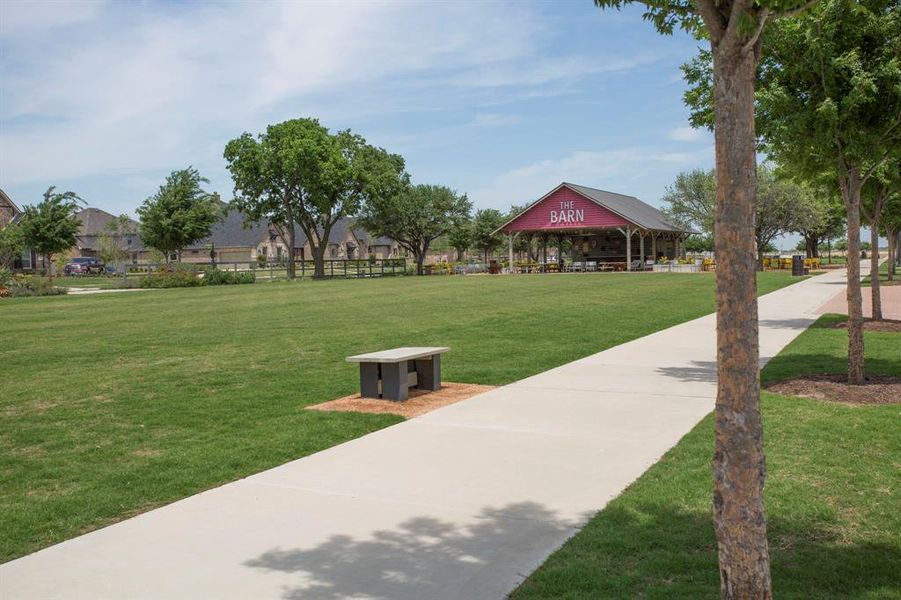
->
[513,313,901,599]
[0,271,798,562]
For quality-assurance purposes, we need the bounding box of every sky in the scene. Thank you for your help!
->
[0,0,826,249]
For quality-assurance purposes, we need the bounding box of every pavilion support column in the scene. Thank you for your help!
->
[625,227,632,271]
[541,235,548,270]
[652,233,657,261]
[639,231,645,266]
[508,233,514,274]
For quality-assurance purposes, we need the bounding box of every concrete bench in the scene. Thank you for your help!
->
[346,347,449,401]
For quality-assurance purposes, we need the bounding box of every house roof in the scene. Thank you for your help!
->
[0,188,21,214]
[185,208,271,250]
[74,208,140,236]
[181,208,397,251]
[497,182,685,234]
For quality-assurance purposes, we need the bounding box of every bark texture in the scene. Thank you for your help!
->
[710,39,773,600]
[840,172,866,384]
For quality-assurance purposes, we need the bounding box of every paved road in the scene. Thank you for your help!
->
[2,267,858,600]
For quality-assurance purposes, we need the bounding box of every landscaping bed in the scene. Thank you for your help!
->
[306,382,496,418]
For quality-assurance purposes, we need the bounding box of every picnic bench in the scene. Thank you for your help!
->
[346,347,450,401]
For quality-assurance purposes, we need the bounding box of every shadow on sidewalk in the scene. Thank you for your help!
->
[244,502,578,600]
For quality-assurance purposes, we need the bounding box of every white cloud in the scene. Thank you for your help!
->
[667,126,708,142]
[0,1,664,188]
[469,147,713,210]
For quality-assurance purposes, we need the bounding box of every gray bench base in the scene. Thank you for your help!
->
[359,355,441,401]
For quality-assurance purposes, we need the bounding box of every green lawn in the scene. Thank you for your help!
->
[50,276,130,289]
[0,271,799,562]
[863,260,897,287]
[513,314,901,599]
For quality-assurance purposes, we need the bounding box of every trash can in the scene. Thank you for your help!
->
[791,255,806,276]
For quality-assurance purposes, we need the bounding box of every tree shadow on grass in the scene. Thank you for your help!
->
[244,501,578,600]
[513,503,900,599]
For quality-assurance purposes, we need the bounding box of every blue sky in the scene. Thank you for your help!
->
[2,1,834,250]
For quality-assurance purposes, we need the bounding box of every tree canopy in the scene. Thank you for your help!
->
[17,187,84,280]
[137,168,221,262]
[357,184,471,275]
[471,209,505,263]
[225,118,407,278]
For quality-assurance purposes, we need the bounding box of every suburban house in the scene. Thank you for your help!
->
[72,208,144,261]
[178,205,406,265]
[0,188,37,271]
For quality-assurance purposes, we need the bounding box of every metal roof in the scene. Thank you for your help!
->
[496,182,685,234]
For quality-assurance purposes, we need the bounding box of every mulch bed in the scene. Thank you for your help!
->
[765,374,901,406]
[832,318,901,333]
[305,382,497,418]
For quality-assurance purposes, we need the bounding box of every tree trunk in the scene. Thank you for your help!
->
[312,243,327,279]
[46,252,54,283]
[756,246,765,272]
[840,172,865,384]
[888,229,896,281]
[285,222,296,280]
[870,219,882,321]
[710,41,772,600]
[415,253,425,275]
[811,235,820,258]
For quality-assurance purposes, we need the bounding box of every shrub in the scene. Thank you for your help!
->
[4,274,68,297]
[139,269,203,288]
[202,267,255,285]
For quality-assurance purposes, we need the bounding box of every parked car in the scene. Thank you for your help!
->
[64,257,105,276]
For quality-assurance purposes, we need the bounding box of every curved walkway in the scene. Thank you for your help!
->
[1,267,858,599]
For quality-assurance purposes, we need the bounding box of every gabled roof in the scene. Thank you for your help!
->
[0,188,21,215]
[74,208,140,236]
[564,183,682,232]
[185,207,271,250]
[496,182,685,234]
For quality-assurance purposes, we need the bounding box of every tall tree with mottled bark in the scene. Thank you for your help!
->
[594,1,820,596]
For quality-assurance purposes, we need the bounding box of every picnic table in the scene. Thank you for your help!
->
[346,346,450,401]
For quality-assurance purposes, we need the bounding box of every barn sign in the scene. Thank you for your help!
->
[500,186,631,233]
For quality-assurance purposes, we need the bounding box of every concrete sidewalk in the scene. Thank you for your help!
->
[1,268,857,600]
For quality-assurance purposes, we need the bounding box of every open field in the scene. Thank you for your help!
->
[513,313,901,599]
[0,271,800,562]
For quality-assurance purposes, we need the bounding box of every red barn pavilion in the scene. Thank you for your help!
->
[496,182,690,272]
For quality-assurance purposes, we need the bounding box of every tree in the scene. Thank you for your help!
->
[506,203,540,261]
[881,192,901,282]
[358,184,471,275]
[225,119,407,279]
[225,119,327,279]
[594,1,820,595]
[0,224,24,269]
[137,168,220,262]
[861,156,899,320]
[660,168,716,236]
[18,187,83,281]
[752,0,901,383]
[792,188,845,259]
[471,209,504,264]
[448,218,473,261]
[754,166,807,269]
[97,215,138,274]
